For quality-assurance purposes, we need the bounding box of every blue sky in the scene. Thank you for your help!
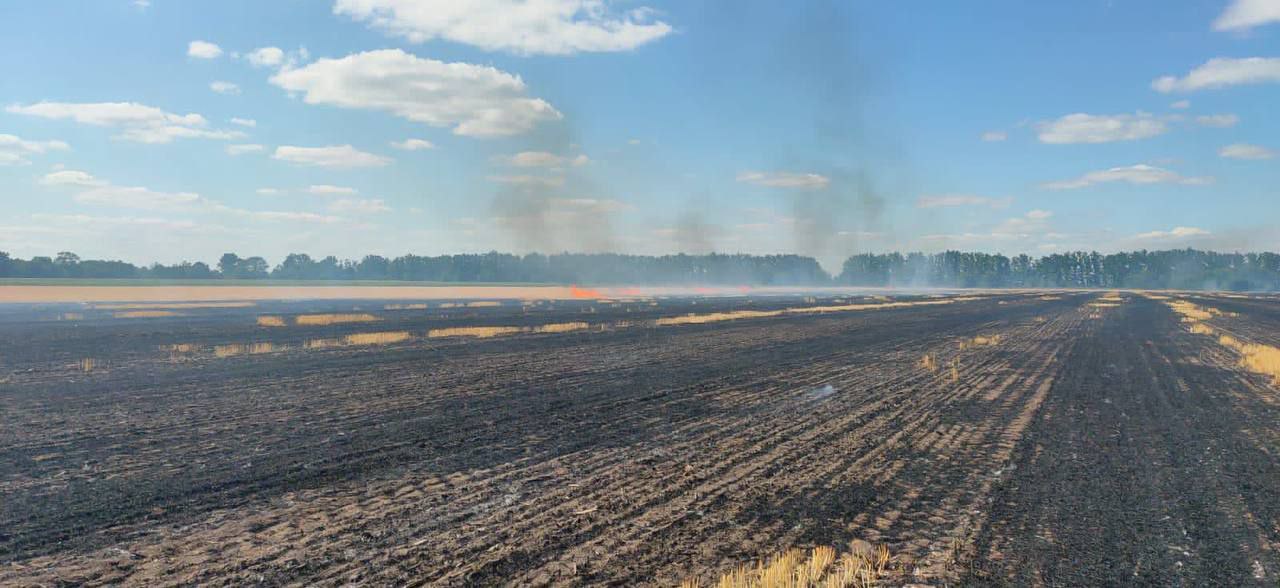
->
[1,0,1278,269]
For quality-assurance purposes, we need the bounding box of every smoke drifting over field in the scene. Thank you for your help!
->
[772,1,888,262]
[487,1,890,267]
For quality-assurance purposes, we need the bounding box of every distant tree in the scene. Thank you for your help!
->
[240,256,270,279]
[218,253,241,277]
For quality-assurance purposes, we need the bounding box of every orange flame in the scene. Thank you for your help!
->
[570,284,602,299]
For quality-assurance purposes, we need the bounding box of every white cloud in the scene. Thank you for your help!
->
[238,210,342,224]
[1195,113,1239,128]
[980,131,1007,142]
[209,81,241,95]
[1041,164,1213,190]
[225,143,265,155]
[1170,99,1191,109]
[37,170,349,231]
[256,188,282,196]
[230,117,257,128]
[1153,57,1280,93]
[487,174,565,188]
[41,170,201,211]
[1133,226,1211,240]
[39,170,104,187]
[270,49,562,138]
[188,40,223,59]
[307,184,358,195]
[915,194,1012,209]
[0,134,69,166]
[272,145,391,168]
[1213,0,1280,32]
[76,185,202,210]
[571,154,590,166]
[390,138,435,150]
[246,46,285,68]
[133,0,151,9]
[328,198,391,214]
[1219,143,1276,160]
[1035,112,1168,144]
[736,171,830,189]
[334,0,673,56]
[6,101,244,144]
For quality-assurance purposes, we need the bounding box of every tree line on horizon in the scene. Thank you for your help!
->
[1,249,1278,291]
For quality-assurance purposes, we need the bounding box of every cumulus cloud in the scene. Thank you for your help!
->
[736,171,830,189]
[40,170,199,211]
[980,131,1007,142]
[1041,164,1213,190]
[209,81,240,95]
[187,40,223,59]
[333,0,673,56]
[1219,143,1276,160]
[0,133,69,166]
[501,150,589,168]
[390,138,435,150]
[246,46,286,68]
[41,170,346,224]
[1133,226,1211,240]
[270,49,562,138]
[75,185,203,210]
[1170,100,1191,109]
[915,194,1012,209]
[1153,57,1280,93]
[328,198,391,214]
[230,117,257,127]
[225,144,264,155]
[1213,0,1280,32]
[39,170,104,187]
[1195,113,1239,128]
[307,184,358,195]
[6,101,244,144]
[1035,112,1168,144]
[487,174,565,188]
[271,145,391,168]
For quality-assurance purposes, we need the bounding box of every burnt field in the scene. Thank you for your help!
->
[1,291,1278,586]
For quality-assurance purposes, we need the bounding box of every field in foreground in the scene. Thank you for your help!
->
[0,291,1277,585]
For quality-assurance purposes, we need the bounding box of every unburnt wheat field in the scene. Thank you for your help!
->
[1,290,1278,586]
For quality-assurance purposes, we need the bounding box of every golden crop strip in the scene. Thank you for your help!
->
[655,298,964,326]
[113,310,180,318]
[342,331,411,346]
[683,543,890,588]
[294,313,380,326]
[1169,299,1280,386]
[256,316,287,327]
[427,326,525,338]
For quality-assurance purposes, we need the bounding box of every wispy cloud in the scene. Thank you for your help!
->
[7,101,244,144]
[334,0,673,56]
[272,145,391,168]
[1212,0,1280,32]
[915,194,1012,209]
[0,133,69,166]
[1041,164,1212,190]
[1153,57,1280,93]
[1219,143,1275,160]
[1035,112,1168,144]
[187,40,222,59]
[736,171,830,189]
